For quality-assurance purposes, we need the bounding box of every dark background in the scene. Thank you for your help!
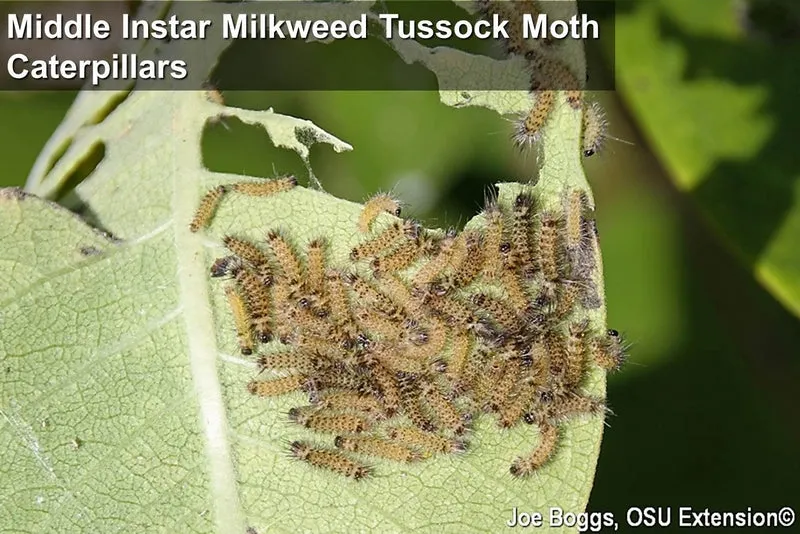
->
[1,0,798,531]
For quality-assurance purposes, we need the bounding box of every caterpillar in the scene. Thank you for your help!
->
[224,284,254,355]
[235,268,273,343]
[509,422,558,477]
[288,408,371,434]
[189,185,226,233]
[513,90,555,150]
[387,427,467,456]
[350,221,412,261]
[358,192,402,233]
[266,230,304,283]
[591,329,628,371]
[481,201,505,280]
[289,441,371,480]
[581,101,608,157]
[231,175,297,197]
[334,435,421,463]
[305,238,327,294]
[222,235,273,285]
[371,240,424,277]
[421,382,468,435]
[247,374,306,397]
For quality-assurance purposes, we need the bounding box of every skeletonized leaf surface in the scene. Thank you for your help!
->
[3,2,605,532]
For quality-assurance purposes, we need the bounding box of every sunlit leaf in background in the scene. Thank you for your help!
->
[612,0,800,318]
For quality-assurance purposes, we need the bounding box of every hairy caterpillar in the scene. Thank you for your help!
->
[224,284,254,355]
[189,185,226,233]
[231,175,297,197]
[334,435,421,463]
[289,441,371,480]
[358,192,402,233]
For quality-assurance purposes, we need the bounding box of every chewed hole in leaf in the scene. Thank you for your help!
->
[202,118,307,181]
[51,142,106,203]
[84,89,133,126]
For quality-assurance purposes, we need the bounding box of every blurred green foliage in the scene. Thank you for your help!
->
[614,0,800,319]
[1,0,798,526]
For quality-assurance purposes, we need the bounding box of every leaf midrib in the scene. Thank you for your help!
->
[171,93,246,534]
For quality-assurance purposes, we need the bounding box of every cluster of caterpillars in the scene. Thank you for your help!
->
[474,0,609,156]
[190,177,626,481]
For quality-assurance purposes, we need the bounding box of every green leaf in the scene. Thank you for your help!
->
[3,1,608,531]
[613,0,800,318]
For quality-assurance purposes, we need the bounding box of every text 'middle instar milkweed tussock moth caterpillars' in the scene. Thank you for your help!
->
[190,177,627,480]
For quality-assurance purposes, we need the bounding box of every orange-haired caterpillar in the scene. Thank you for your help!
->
[235,268,273,343]
[481,202,505,280]
[358,192,402,233]
[315,392,387,419]
[513,47,584,149]
[189,185,226,233]
[537,211,564,283]
[421,382,468,435]
[344,273,404,320]
[377,274,423,319]
[324,270,354,327]
[513,90,555,150]
[247,374,306,397]
[371,240,423,277]
[498,383,535,428]
[445,332,473,385]
[472,292,520,333]
[289,440,371,480]
[509,191,536,272]
[266,230,303,283]
[489,360,523,413]
[223,235,273,285]
[334,435,421,463]
[498,267,530,313]
[412,229,456,287]
[563,321,590,388]
[509,422,558,477]
[554,279,581,319]
[258,349,319,374]
[582,100,608,157]
[350,221,412,261]
[409,317,448,362]
[397,373,437,433]
[231,175,297,197]
[427,294,477,329]
[591,329,627,371]
[355,309,406,341]
[387,427,467,455]
[361,359,401,417]
[305,238,327,294]
[581,100,634,157]
[470,354,507,408]
[446,232,485,288]
[190,177,296,232]
[544,394,606,425]
[224,284,254,355]
[288,408,371,434]
[372,343,426,376]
